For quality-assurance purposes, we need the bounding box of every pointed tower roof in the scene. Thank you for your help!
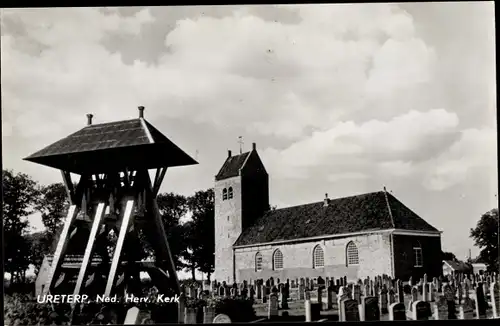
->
[24,107,198,174]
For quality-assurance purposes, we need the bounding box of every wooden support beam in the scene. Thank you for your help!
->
[73,203,105,296]
[104,199,135,297]
[42,205,79,295]
[60,171,75,204]
[73,174,89,207]
[123,168,130,188]
[153,167,167,197]
[141,169,180,294]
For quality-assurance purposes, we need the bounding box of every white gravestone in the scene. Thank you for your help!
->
[213,314,232,323]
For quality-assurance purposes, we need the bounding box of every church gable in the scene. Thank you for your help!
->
[240,150,268,176]
[386,193,438,232]
[233,191,439,247]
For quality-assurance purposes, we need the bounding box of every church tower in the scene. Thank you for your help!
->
[213,142,269,283]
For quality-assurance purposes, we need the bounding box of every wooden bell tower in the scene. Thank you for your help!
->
[24,107,197,305]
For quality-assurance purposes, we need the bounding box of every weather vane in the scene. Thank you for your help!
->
[238,136,244,154]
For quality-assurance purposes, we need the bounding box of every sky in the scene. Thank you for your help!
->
[1,2,497,275]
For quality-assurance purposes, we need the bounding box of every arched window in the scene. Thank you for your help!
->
[346,241,359,266]
[313,245,325,268]
[273,249,284,270]
[228,187,233,199]
[414,241,423,267]
[222,188,228,200]
[255,252,263,272]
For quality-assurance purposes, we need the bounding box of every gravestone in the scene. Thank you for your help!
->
[475,284,487,319]
[396,280,404,304]
[299,284,305,300]
[433,296,448,320]
[124,307,140,325]
[457,283,463,304]
[379,286,388,313]
[317,287,323,309]
[281,283,289,309]
[341,299,360,321]
[443,284,457,319]
[459,297,474,320]
[429,283,436,302]
[388,289,395,305]
[411,301,431,321]
[184,308,197,324]
[203,306,216,324]
[305,300,312,322]
[213,314,231,323]
[490,282,499,319]
[422,274,428,302]
[326,286,333,310]
[268,293,279,319]
[409,286,418,311]
[353,284,361,304]
[362,297,380,321]
[337,286,349,320]
[388,302,406,321]
[178,293,186,323]
[364,284,370,297]
[482,282,488,302]
[311,303,322,321]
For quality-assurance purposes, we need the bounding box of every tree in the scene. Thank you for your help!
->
[36,183,70,251]
[156,192,189,270]
[2,169,40,283]
[184,188,215,281]
[442,251,457,261]
[25,231,51,274]
[470,208,499,272]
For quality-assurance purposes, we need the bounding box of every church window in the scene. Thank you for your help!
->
[228,187,233,199]
[414,241,423,267]
[255,252,263,272]
[313,245,325,268]
[223,188,228,200]
[346,241,359,266]
[273,249,284,270]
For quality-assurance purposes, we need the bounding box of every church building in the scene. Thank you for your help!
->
[214,143,443,284]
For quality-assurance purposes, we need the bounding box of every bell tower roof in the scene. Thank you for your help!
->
[24,108,198,174]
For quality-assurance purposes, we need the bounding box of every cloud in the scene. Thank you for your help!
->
[1,4,439,144]
[327,172,369,182]
[259,109,460,179]
[423,128,497,191]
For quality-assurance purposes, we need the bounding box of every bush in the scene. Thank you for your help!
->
[210,297,256,323]
[180,279,202,288]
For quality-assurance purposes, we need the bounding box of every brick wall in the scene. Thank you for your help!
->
[213,152,269,283]
[392,234,442,281]
[233,232,393,282]
[214,176,243,283]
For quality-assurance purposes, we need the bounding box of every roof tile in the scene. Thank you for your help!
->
[215,152,250,180]
[234,191,439,246]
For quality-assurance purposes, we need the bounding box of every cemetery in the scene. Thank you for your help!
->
[168,272,500,323]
